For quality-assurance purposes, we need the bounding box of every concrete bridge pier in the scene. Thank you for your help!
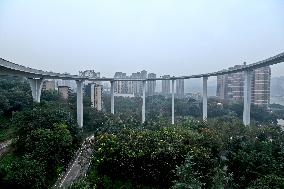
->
[142,80,146,123]
[90,83,95,108]
[243,70,252,125]
[202,76,208,120]
[28,78,44,103]
[110,81,114,114]
[172,79,175,124]
[76,80,84,128]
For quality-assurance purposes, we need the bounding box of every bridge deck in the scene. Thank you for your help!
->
[1,51,284,81]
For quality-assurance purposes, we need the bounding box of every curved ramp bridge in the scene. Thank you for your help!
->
[1,52,284,126]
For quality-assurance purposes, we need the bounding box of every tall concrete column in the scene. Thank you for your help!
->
[96,85,102,111]
[243,70,252,125]
[110,81,114,114]
[76,80,84,128]
[172,79,175,124]
[90,83,95,108]
[28,78,43,102]
[202,76,208,120]
[142,80,146,123]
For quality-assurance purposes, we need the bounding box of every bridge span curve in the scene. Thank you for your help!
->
[1,51,284,81]
[1,51,284,127]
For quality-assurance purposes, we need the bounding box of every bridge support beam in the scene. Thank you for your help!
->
[142,80,146,123]
[203,77,208,120]
[110,81,114,114]
[243,70,252,125]
[90,83,95,108]
[28,78,43,103]
[76,80,84,128]
[172,79,175,124]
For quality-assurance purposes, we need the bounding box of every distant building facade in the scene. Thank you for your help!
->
[80,70,103,111]
[271,76,284,97]
[176,79,184,98]
[131,70,147,96]
[114,72,128,94]
[56,73,77,91]
[85,83,103,111]
[217,64,271,106]
[147,73,156,96]
[58,86,69,100]
[42,80,56,91]
[162,75,171,96]
[130,72,140,95]
[216,72,228,100]
[113,70,152,97]
[251,66,271,105]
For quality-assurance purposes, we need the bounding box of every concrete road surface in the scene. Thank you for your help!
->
[54,135,94,188]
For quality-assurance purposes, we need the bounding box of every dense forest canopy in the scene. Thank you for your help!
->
[0,76,283,189]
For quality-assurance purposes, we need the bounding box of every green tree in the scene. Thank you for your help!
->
[0,102,81,188]
[5,156,47,189]
[24,124,73,182]
[41,90,60,102]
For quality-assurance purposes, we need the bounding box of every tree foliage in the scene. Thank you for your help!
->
[0,102,80,189]
[0,76,32,117]
[71,109,284,189]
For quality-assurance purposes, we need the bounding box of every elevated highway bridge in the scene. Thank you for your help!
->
[1,51,284,126]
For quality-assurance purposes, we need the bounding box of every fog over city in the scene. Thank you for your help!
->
[0,0,284,78]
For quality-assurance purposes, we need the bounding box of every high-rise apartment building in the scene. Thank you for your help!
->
[84,83,103,111]
[217,64,246,101]
[216,72,228,100]
[176,79,184,98]
[229,65,245,101]
[217,65,271,106]
[162,75,171,96]
[80,70,103,110]
[131,72,140,96]
[147,73,156,96]
[251,66,271,105]
[139,70,147,95]
[42,80,56,91]
[113,70,156,97]
[129,70,147,96]
[126,79,133,94]
[114,72,128,94]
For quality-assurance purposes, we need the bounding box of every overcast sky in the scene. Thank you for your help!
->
[0,0,284,78]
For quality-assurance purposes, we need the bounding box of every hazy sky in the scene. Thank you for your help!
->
[0,0,284,78]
